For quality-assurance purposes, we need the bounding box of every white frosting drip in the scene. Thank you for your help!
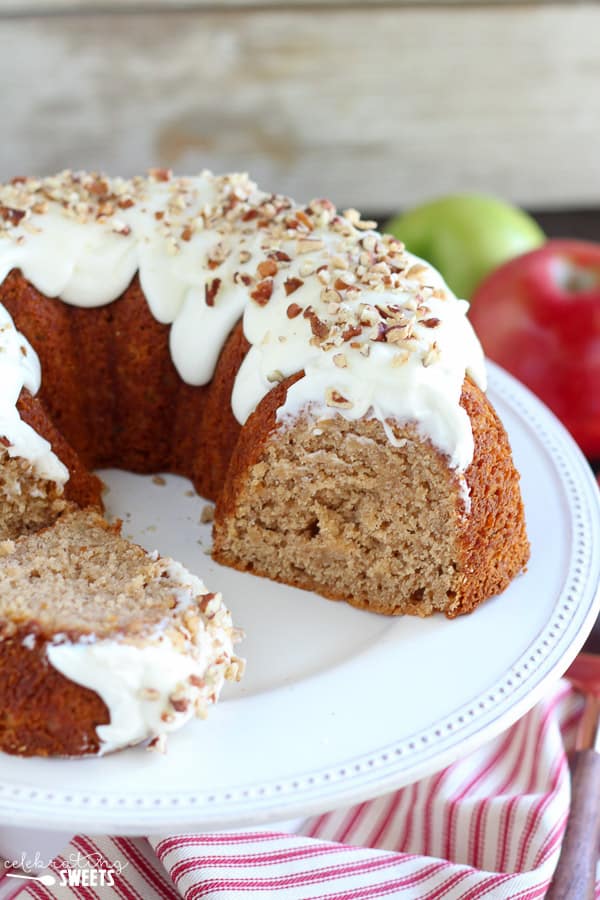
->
[234,248,485,470]
[46,561,238,755]
[0,170,486,477]
[0,305,68,483]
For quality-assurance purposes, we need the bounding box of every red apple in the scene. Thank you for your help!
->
[469,240,600,458]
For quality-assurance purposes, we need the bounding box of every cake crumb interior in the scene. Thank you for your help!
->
[0,449,67,542]
[0,508,186,638]
[216,415,463,616]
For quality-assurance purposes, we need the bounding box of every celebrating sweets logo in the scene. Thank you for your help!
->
[4,849,129,887]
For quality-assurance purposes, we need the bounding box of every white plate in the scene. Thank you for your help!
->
[0,362,599,835]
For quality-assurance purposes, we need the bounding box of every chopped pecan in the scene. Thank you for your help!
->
[284,277,303,296]
[250,277,274,306]
[170,697,190,713]
[342,324,362,341]
[326,388,353,409]
[269,250,291,262]
[148,167,171,182]
[88,178,109,196]
[257,258,278,278]
[205,278,222,307]
[0,206,25,226]
[334,277,353,291]
[310,315,329,339]
[296,209,314,231]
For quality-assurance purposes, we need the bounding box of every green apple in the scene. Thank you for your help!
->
[384,194,545,300]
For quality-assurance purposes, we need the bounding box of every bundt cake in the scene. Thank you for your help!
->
[0,169,529,755]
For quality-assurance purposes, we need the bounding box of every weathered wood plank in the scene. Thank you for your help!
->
[0,5,598,212]
[0,0,565,13]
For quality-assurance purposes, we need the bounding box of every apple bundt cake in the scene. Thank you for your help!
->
[0,169,529,756]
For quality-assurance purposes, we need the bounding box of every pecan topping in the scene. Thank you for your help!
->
[147,734,167,754]
[406,262,429,279]
[207,242,228,270]
[257,258,278,278]
[342,324,362,342]
[286,302,302,318]
[284,277,303,296]
[88,178,109,196]
[373,322,389,342]
[269,250,291,262]
[326,388,353,409]
[205,278,221,307]
[148,167,171,182]
[423,343,441,367]
[334,277,353,291]
[385,324,411,344]
[0,206,25,226]
[309,315,329,339]
[296,238,324,254]
[250,277,274,306]
[199,592,217,614]
[296,209,314,231]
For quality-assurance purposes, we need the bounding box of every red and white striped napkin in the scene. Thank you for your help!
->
[4,680,597,900]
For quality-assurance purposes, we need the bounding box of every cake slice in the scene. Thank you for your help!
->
[214,377,529,617]
[0,508,242,757]
[0,286,102,542]
[0,392,103,543]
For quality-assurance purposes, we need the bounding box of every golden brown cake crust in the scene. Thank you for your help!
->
[452,379,530,616]
[0,625,108,757]
[2,269,248,503]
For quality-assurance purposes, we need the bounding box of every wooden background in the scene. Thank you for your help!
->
[0,0,599,217]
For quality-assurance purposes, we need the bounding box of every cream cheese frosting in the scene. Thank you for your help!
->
[0,305,68,484]
[0,170,486,475]
[46,561,242,755]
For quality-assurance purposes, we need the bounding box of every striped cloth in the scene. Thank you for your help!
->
[3,680,597,900]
